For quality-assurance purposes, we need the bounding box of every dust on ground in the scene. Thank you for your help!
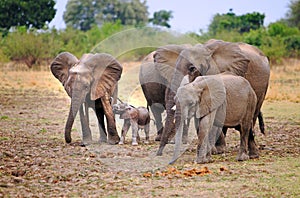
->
[0,66,300,197]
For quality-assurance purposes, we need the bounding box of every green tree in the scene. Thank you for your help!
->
[285,0,300,29]
[208,9,265,35]
[0,0,56,32]
[149,10,173,28]
[64,0,148,31]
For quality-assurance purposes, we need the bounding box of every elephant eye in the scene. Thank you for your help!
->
[188,65,196,73]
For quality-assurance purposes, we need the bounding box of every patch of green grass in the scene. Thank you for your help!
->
[0,136,10,141]
[262,101,300,124]
[0,115,9,120]
[39,128,47,134]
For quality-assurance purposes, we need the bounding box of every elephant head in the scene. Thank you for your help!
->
[112,103,137,120]
[50,52,122,143]
[154,44,193,85]
[170,75,226,164]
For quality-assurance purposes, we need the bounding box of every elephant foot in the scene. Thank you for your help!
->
[144,140,150,144]
[81,138,93,147]
[215,145,226,154]
[236,152,249,161]
[211,146,217,155]
[249,144,259,159]
[155,134,161,141]
[195,156,213,164]
[99,138,107,144]
[107,135,120,145]
[249,153,259,159]
[80,141,92,147]
[132,137,138,146]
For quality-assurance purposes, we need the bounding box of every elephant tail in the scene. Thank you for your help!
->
[258,111,265,135]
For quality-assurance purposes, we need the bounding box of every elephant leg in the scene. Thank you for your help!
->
[130,121,139,146]
[95,106,107,143]
[248,128,259,159]
[210,126,221,155]
[150,103,164,141]
[119,120,130,145]
[214,127,227,154]
[79,104,92,145]
[101,93,120,144]
[144,124,150,144]
[236,124,250,161]
[196,113,215,164]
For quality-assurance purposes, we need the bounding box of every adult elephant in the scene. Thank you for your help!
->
[157,39,270,155]
[50,52,122,145]
[139,44,191,141]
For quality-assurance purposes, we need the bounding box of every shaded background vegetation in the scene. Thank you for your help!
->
[0,0,300,68]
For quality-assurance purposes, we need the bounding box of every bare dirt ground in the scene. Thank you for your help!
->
[0,62,300,197]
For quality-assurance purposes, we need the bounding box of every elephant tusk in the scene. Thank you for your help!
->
[171,105,176,111]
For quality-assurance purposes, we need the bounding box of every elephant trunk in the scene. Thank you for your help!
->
[169,103,186,164]
[64,94,86,143]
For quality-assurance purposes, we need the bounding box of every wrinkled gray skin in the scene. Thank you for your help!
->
[171,73,258,164]
[113,103,150,145]
[50,52,122,145]
[139,45,191,141]
[157,39,270,156]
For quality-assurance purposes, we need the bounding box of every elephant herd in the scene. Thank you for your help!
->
[50,39,270,164]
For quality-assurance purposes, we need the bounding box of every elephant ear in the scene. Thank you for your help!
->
[120,106,138,120]
[154,44,190,84]
[50,52,79,86]
[205,39,250,76]
[84,53,123,100]
[195,76,226,119]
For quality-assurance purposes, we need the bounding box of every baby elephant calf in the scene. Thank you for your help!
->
[113,103,150,145]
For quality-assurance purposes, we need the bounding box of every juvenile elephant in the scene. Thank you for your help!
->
[157,40,270,156]
[170,73,258,164]
[113,103,150,145]
[50,52,122,145]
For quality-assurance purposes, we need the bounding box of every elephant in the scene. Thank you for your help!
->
[157,39,270,156]
[170,73,258,164]
[50,52,122,145]
[113,103,150,145]
[139,44,191,141]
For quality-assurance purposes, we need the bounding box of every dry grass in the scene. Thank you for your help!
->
[266,59,300,102]
[0,60,300,197]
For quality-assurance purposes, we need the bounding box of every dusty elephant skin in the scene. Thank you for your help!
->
[171,73,258,164]
[113,103,150,145]
[50,52,122,145]
[139,44,191,141]
[157,39,270,156]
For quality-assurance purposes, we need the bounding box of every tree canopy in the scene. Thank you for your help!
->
[63,0,148,31]
[0,0,56,32]
[286,0,300,29]
[208,9,265,35]
[149,10,173,28]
